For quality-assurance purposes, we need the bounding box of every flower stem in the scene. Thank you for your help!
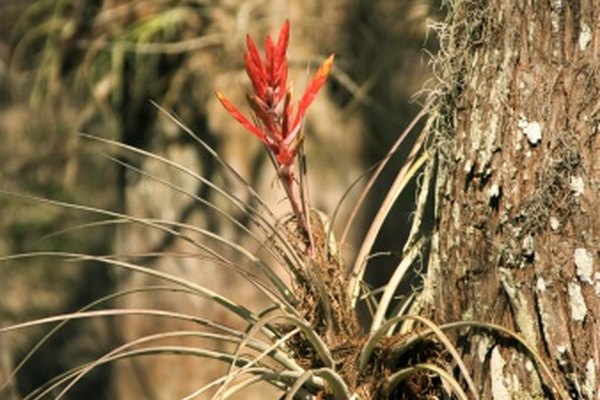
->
[280,165,314,256]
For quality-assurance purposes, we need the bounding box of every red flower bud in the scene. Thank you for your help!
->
[216,20,333,168]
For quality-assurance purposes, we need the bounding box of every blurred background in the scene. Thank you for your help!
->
[0,0,441,398]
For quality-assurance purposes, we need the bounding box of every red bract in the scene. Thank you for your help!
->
[216,20,334,167]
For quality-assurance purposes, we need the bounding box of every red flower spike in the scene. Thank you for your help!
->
[215,20,331,246]
[279,59,288,97]
[245,37,267,98]
[275,20,290,59]
[216,20,333,169]
[215,91,265,142]
[247,94,280,142]
[265,36,275,85]
[291,54,335,135]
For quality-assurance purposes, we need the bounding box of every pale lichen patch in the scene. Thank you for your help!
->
[536,277,546,292]
[521,235,535,259]
[452,201,461,230]
[463,158,474,174]
[478,335,492,363]
[569,175,585,196]
[488,183,501,200]
[578,23,592,51]
[574,248,593,284]
[549,0,563,33]
[518,118,542,146]
[583,359,596,399]
[595,272,600,297]
[549,216,560,230]
[567,282,587,322]
[555,345,569,368]
[490,347,511,400]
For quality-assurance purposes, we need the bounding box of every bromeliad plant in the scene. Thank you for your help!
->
[216,19,360,355]
[208,21,473,399]
[1,19,569,400]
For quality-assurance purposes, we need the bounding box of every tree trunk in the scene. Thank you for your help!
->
[421,1,599,398]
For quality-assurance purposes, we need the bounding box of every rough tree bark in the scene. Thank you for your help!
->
[421,1,599,398]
